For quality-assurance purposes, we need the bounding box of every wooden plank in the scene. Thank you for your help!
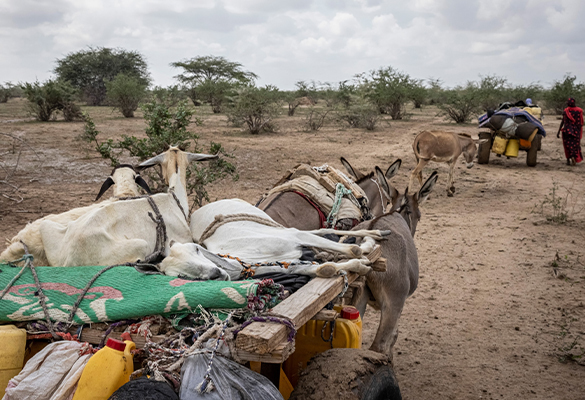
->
[236,342,295,364]
[235,273,357,354]
[311,309,338,321]
[70,327,167,349]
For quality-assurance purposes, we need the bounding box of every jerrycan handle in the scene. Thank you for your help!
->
[123,340,136,356]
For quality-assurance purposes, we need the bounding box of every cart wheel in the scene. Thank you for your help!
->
[477,131,492,164]
[361,365,402,400]
[527,134,541,167]
[290,349,401,400]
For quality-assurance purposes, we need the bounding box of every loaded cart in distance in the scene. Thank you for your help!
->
[477,100,546,167]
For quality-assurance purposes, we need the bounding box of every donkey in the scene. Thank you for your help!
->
[352,169,438,357]
[409,131,486,197]
[258,158,402,230]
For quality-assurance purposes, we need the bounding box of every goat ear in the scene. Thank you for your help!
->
[139,153,165,169]
[134,175,152,194]
[385,159,402,179]
[186,153,218,162]
[95,177,115,202]
[416,171,438,205]
[340,157,364,180]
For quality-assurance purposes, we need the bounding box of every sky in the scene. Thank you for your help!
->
[1,0,584,91]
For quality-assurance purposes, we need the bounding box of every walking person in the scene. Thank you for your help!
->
[557,97,583,165]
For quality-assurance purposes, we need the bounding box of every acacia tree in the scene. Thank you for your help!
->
[54,47,151,106]
[171,56,257,113]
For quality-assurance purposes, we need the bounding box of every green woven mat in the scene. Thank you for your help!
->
[0,264,257,324]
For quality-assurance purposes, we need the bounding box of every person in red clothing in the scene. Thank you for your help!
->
[557,97,584,165]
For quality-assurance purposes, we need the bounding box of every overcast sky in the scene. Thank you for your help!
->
[1,0,584,90]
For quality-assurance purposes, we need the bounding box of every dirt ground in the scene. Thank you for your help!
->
[1,99,584,399]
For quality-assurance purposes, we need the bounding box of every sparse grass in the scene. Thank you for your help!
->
[533,181,584,224]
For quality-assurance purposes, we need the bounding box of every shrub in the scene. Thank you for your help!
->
[0,83,15,103]
[80,99,236,206]
[150,85,187,106]
[106,73,148,117]
[436,82,483,123]
[302,107,331,131]
[337,97,380,130]
[226,85,282,134]
[543,74,585,114]
[21,79,79,121]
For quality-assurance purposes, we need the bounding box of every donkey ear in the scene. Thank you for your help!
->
[416,171,438,205]
[340,157,365,180]
[385,159,402,179]
[95,177,114,202]
[375,166,399,204]
[134,175,152,194]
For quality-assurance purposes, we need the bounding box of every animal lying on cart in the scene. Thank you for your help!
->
[477,103,546,167]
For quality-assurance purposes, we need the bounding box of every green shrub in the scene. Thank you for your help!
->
[543,75,585,114]
[436,82,483,123]
[21,79,79,121]
[0,83,15,103]
[336,97,380,130]
[226,85,282,134]
[106,73,148,117]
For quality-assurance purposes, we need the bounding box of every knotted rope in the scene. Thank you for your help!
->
[327,183,353,228]
[198,213,284,244]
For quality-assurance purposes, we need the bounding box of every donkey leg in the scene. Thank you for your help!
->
[447,162,455,196]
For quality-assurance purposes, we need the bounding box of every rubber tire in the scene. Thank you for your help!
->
[526,134,541,167]
[361,365,402,400]
[477,131,492,164]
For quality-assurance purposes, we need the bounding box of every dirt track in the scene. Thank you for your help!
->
[1,99,584,399]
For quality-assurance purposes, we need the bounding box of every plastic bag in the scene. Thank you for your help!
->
[109,376,178,400]
[3,341,91,400]
[180,352,283,400]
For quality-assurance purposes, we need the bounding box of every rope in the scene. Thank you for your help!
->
[198,213,284,244]
[195,312,234,394]
[326,183,353,228]
[170,189,188,221]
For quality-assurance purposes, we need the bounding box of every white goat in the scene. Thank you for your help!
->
[27,147,217,267]
[158,198,390,279]
[0,165,151,266]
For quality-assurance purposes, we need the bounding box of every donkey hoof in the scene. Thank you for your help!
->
[316,263,336,278]
[447,191,454,197]
[450,186,456,192]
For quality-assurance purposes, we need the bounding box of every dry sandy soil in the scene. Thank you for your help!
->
[1,99,584,399]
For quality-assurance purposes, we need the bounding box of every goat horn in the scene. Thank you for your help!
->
[186,153,218,162]
[135,175,152,194]
[95,177,115,202]
[139,153,165,168]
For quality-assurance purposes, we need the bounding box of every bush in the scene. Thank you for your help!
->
[361,67,420,120]
[226,85,282,134]
[80,99,236,206]
[477,75,508,111]
[337,97,380,130]
[0,82,15,103]
[543,75,585,114]
[21,79,79,121]
[436,82,483,123]
[106,73,148,117]
[302,107,331,131]
[150,85,187,107]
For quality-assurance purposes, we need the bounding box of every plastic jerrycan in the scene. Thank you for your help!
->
[72,338,136,400]
[283,306,362,388]
[0,325,27,393]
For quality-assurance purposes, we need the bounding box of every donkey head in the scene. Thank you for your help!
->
[340,157,402,217]
[375,168,438,237]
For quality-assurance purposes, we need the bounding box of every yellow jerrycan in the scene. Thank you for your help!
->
[72,338,136,400]
[0,325,27,393]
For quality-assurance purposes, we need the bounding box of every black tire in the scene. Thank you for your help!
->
[361,365,402,400]
[477,131,492,164]
[527,134,541,167]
